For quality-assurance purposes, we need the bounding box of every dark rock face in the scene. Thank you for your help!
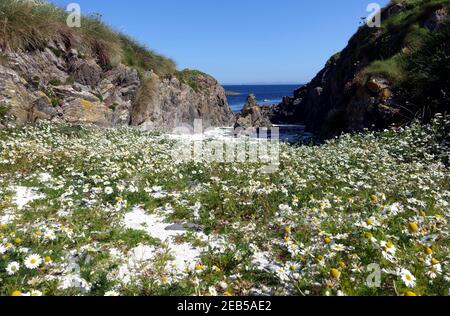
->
[234,94,273,133]
[0,42,233,130]
[423,6,448,31]
[273,2,449,138]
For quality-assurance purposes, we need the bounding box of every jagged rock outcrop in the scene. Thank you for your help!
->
[234,94,273,133]
[273,0,450,138]
[0,42,233,130]
[131,70,233,131]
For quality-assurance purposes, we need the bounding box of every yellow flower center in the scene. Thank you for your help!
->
[324,237,331,244]
[366,218,374,225]
[44,256,52,263]
[405,274,412,281]
[31,258,37,264]
[195,263,203,271]
[425,247,433,255]
[364,232,373,239]
[408,222,419,234]
[405,291,417,297]
[386,241,393,249]
[14,238,21,244]
[330,269,341,279]
[11,290,22,297]
[431,258,439,266]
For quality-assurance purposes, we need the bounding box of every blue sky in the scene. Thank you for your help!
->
[50,0,390,84]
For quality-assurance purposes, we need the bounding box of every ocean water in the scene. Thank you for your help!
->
[223,84,301,112]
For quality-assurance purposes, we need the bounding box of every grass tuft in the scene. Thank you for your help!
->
[0,0,175,74]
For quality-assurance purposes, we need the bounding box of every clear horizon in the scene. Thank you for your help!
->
[50,0,390,84]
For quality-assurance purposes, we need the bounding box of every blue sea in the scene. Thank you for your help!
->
[223,84,301,112]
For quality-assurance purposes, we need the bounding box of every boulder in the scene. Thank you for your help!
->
[69,58,102,87]
[132,71,234,131]
[30,94,59,122]
[62,99,113,127]
[234,94,273,132]
[366,77,390,93]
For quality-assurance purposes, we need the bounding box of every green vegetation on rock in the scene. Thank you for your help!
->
[175,69,212,93]
[0,0,176,74]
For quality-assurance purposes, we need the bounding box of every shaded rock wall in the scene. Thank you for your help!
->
[273,1,450,138]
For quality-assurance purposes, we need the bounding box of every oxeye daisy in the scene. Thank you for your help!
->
[359,217,380,230]
[400,269,416,288]
[208,286,218,296]
[0,245,8,254]
[6,261,20,275]
[24,254,42,269]
[331,243,346,252]
[31,290,43,296]
[425,258,442,279]
[104,187,114,195]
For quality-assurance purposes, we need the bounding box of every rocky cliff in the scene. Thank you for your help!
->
[0,44,233,130]
[0,1,233,131]
[274,0,449,138]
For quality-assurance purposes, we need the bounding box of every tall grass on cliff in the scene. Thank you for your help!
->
[0,0,176,74]
[120,35,176,77]
[348,0,450,123]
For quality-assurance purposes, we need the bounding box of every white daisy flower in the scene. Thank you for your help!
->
[382,203,402,216]
[44,230,57,241]
[331,243,347,252]
[6,262,20,275]
[380,240,397,256]
[24,254,42,270]
[425,259,442,279]
[358,217,381,230]
[0,245,7,254]
[104,290,120,296]
[31,290,43,296]
[104,187,114,195]
[208,286,218,296]
[400,268,416,288]
[444,273,450,282]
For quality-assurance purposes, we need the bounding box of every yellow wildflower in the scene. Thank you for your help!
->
[408,222,419,234]
[330,269,341,279]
